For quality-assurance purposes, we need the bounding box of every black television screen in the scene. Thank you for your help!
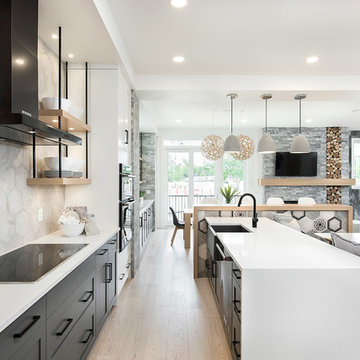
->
[275,152,317,176]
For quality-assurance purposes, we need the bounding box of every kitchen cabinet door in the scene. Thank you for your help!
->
[95,243,109,335]
[107,237,117,310]
[9,326,46,360]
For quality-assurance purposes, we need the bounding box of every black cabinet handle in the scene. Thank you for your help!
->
[233,300,241,314]
[119,273,125,280]
[212,261,216,277]
[56,318,73,336]
[232,341,241,358]
[13,316,40,338]
[109,239,117,245]
[81,329,93,344]
[109,263,113,281]
[98,249,108,256]
[80,291,93,303]
[140,216,143,227]
[233,268,241,280]
[105,263,111,283]
[126,262,131,269]
[124,130,129,144]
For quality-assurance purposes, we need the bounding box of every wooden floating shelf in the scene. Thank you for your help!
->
[259,178,356,186]
[27,178,91,186]
[39,110,91,132]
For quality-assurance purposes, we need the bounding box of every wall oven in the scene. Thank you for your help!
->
[119,164,135,252]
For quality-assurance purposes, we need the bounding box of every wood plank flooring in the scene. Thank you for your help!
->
[88,229,232,360]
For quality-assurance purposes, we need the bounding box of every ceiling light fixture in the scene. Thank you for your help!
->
[68,53,74,58]
[223,94,242,153]
[258,94,277,154]
[52,119,58,123]
[290,94,310,154]
[175,119,182,123]
[201,110,224,161]
[51,34,58,39]
[68,127,75,131]
[306,56,319,63]
[170,0,188,8]
[172,56,185,63]
[305,118,313,123]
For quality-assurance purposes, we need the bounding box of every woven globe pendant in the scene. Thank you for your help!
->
[201,134,224,160]
[232,135,255,160]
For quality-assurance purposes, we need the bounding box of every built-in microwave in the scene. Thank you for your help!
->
[119,164,134,203]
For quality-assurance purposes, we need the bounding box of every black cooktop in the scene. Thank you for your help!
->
[0,243,87,283]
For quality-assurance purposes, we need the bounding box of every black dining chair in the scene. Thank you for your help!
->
[169,207,185,246]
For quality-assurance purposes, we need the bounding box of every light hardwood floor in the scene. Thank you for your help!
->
[88,229,232,360]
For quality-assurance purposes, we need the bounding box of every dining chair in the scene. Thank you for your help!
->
[169,207,185,246]
[266,197,285,205]
[298,197,316,205]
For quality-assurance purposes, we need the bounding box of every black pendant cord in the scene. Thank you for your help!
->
[65,61,68,157]
[58,26,62,178]
[299,98,302,134]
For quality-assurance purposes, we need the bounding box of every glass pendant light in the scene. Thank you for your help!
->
[290,94,310,154]
[223,94,241,153]
[258,94,276,154]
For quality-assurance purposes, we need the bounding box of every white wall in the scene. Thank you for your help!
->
[65,66,131,229]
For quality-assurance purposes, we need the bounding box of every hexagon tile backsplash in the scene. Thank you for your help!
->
[0,143,65,255]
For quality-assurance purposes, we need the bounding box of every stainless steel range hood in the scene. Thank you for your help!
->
[0,0,82,146]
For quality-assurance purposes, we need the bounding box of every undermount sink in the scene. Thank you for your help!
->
[211,224,251,233]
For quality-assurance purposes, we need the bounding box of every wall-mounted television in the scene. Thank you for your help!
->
[275,152,317,177]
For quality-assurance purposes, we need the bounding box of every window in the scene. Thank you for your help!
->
[352,138,360,186]
[223,153,244,194]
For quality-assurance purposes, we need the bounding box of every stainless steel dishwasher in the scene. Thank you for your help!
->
[215,240,233,344]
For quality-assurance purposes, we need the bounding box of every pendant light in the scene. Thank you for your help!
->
[232,110,255,160]
[257,94,276,154]
[201,110,224,160]
[223,94,242,153]
[290,94,310,154]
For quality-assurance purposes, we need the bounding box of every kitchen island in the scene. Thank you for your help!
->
[193,204,353,277]
[206,217,360,360]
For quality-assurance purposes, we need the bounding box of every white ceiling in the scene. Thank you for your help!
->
[38,0,119,64]
[139,90,360,130]
[108,0,360,75]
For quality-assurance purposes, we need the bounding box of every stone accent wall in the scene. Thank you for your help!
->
[130,91,140,277]
[263,127,350,205]
[197,209,349,277]
[0,39,65,255]
[326,127,342,204]
[140,133,156,200]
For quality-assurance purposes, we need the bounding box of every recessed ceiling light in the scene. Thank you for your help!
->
[172,56,185,63]
[68,53,74,58]
[175,119,182,123]
[305,118,313,123]
[15,58,24,65]
[51,34,58,39]
[170,0,187,8]
[68,127,75,131]
[306,56,319,64]
[52,119,58,123]
[241,119,247,123]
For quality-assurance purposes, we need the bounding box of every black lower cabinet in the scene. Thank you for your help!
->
[0,234,118,360]
[95,236,117,336]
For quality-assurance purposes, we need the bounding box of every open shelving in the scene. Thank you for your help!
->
[39,110,91,132]
[258,178,356,186]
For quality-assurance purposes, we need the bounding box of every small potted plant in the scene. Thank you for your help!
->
[139,191,144,206]
[219,185,239,204]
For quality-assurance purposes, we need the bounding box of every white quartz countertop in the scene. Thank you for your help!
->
[206,217,360,270]
[139,199,154,212]
[0,227,119,333]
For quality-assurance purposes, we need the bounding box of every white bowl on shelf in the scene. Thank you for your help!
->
[60,223,85,237]
[68,105,83,119]
[44,157,73,171]
[41,97,71,112]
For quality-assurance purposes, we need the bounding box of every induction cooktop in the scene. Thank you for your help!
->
[0,243,87,283]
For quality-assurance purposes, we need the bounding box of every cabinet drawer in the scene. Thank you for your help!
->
[47,254,95,316]
[0,297,45,360]
[52,300,95,360]
[47,274,95,358]
[231,310,241,360]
